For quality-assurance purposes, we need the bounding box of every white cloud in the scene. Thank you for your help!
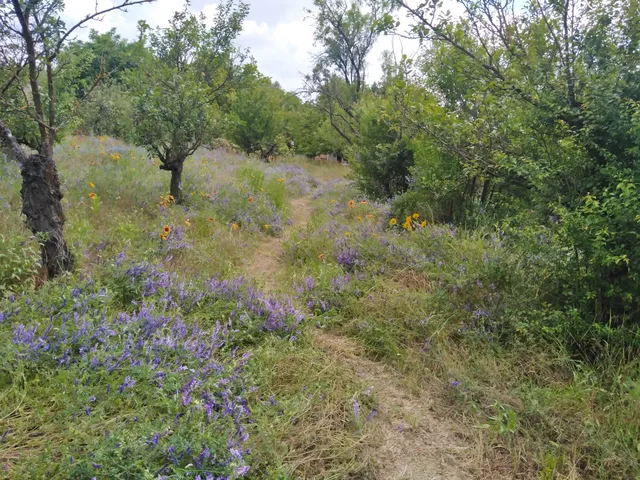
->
[60,0,463,92]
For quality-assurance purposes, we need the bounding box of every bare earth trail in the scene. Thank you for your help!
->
[243,190,499,479]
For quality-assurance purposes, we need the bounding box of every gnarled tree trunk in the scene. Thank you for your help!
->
[1,120,74,279]
[21,153,74,278]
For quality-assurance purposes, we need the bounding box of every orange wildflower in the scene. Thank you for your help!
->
[248,196,254,203]
[348,200,355,209]
[88,192,97,199]
[163,225,171,234]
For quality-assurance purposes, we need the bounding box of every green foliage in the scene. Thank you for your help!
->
[0,234,40,294]
[229,78,288,159]
[350,94,413,199]
[351,0,640,352]
[75,82,136,141]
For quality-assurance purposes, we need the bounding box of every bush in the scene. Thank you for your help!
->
[0,234,40,294]
[75,83,136,142]
[350,97,413,199]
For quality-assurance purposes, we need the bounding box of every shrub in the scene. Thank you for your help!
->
[0,234,40,294]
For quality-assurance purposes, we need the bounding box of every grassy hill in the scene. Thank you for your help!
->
[0,137,638,479]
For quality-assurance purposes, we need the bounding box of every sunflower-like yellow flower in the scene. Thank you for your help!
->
[421,220,427,228]
[163,225,171,234]
[389,218,397,226]
[88,192,97,199]
[412,213,420,220]
[348,200,355,209]
[89,181,95,188]
[231,223,239,231]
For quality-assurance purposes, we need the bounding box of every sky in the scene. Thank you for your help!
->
[61,1,445,92]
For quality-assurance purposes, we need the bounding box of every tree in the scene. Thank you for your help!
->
[305,0,394,146]
[0,0,154,279]
[131,1,249,203]
[229,77,288,160]
[383,0,640,327]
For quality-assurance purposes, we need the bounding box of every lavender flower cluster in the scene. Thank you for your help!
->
[1,254,304,477]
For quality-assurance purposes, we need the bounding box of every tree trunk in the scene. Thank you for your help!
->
[170,163,184,203]
[21,154,74,278]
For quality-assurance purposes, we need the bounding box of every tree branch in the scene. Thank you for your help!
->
[0,119,28,164]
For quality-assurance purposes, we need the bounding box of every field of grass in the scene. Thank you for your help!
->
[0,137,638,479]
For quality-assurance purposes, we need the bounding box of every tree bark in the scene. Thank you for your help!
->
[169,163,184,203]
[20,154,74,278]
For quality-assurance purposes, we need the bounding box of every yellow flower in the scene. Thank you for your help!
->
[88,192,97,199]
[345,231,351,237]
[110,152,120,161]
[264,224,270,229]
[412,213,420,220]
[389,218,397,226]
[168,195,175,202]
[89,181,95,188]
[163,225,171,234]
[248,196,254,203]
[100,136,105,143]
[330,199,336,204]
[361,200,367,205]
[421,220,427,228]
[348,200,355,209]
[278,178,286,183]
[357,216,363,221]
[231,223,239,231]
[160,233,167,241]
[185,219,191,226]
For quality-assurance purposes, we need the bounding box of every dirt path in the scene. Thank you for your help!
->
[244,191,499,480]
[314,332,492,480]
[243,196,313,292]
